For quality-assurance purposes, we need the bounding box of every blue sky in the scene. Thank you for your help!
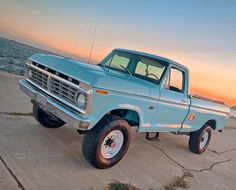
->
[0,0,236,104]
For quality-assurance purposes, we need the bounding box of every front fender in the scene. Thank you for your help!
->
[87,88,156,130]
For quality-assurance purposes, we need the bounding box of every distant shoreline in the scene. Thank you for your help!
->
[0,36,88,62]
[0,36,89,76]
[0,36,53,54]
[0,36,51,75]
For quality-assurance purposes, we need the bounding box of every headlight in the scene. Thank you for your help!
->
[76,92,87,108]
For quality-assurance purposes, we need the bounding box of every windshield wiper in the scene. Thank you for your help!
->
[119,64,132,76]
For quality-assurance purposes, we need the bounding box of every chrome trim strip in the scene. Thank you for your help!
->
[159,99,189,108]
[191,104,229,115]
[85,90,93,115]
[93,87,158,101]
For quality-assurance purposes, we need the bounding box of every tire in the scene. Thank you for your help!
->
[82,115,131,169]
[33,103,65,128]
[188,124,212,154]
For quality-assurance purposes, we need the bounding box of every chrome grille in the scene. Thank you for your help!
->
[50,77,78,105]
[29,67,48,90]
[27,65,86,109]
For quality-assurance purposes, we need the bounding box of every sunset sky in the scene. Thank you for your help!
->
[0,0,236,105]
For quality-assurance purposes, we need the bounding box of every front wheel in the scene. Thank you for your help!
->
[188,125,212,154]
[82,115,131,168]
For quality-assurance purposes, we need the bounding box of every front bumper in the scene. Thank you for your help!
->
[19,79,90,130]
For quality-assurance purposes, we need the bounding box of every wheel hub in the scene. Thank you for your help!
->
[105,138,117,148]
[101,130,124,159]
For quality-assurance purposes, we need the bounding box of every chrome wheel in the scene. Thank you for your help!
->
[200,131,209,149]
[101,130,124,159]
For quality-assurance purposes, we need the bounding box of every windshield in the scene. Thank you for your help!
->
[99,50,168,84]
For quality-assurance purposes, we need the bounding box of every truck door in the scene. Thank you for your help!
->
[153,66,190,132]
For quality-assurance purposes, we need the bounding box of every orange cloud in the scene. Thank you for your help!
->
[1,17,235,106]
[191,86,236,105]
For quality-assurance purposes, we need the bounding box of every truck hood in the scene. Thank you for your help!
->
[30,54,156,97]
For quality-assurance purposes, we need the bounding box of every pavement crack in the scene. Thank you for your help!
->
[133,134,189,172]
[133,134,232,177]
[0,155,26,190]
[188,159,231,173]
[209,148,236,155]
[0,112,33,116]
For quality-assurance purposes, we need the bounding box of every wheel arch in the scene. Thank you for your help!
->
[108,108,140,127]
[204,119,217,130]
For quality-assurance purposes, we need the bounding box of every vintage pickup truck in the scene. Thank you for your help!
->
[19,49,230,168]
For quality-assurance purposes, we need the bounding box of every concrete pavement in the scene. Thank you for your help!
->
[0,71,236,190]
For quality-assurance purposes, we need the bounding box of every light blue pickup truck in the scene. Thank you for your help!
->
[19,49,230,168]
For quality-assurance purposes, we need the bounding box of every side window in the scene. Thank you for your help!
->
[167,68,185,93]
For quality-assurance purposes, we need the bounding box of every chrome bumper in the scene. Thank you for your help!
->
[19,79,90,130]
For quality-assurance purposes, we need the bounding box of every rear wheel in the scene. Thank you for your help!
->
[188,125,212,154]
[82,115,131,168]
[33,103,65,128]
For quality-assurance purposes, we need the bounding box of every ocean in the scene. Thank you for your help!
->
[0,37,49,75]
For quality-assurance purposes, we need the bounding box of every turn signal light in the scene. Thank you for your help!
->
[96,89,109,95]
